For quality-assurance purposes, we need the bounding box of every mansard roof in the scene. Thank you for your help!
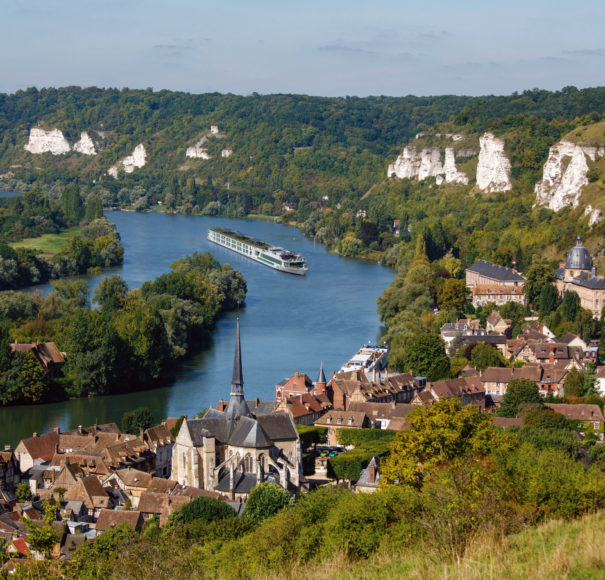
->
[466,260,525,283]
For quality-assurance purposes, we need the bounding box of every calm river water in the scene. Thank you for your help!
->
[0,210,394,445]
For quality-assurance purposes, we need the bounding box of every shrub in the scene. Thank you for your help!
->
[242,483,293,525]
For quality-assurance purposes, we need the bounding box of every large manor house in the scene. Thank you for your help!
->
[171,320,300,500]
[467,236,605,318]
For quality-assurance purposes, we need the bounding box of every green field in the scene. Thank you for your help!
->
[10,228,79,255]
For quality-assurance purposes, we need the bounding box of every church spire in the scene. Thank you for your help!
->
[232,317,243,389]
[317,361,326,385]
[225,318,250,420]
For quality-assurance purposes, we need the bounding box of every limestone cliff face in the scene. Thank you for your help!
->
[387,146,467,184]
[534,140,604,212]
[73,132,96,155]
[108,144,146,178]
[24,128,71,155]
[186,135,211,159]
[476,133,512,192]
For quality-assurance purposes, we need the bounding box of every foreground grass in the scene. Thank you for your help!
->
[10,228,78,255]
[290,511,605,580]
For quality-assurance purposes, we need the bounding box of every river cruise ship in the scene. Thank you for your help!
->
[207,228,308,275]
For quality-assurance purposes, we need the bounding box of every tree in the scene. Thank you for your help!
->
[121,407,154,434]
[436,279,468,314]
[18,350,49,402]
[16,481,32,502]
[241,482,292,524]
[397,333,450,381]
[561,290,581,322]
[26,501,58,556]
[497,379,542,417]
[382,398,508,488]
[470,342,506,371]
[524,409,572,430]
[85,195,103,222]
[524,260,554,307]
[564,367,584,397]
[93,275,128,314]
[50,278,89,308]
[538,284,559,318]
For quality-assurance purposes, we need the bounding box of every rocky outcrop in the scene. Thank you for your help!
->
[388,146,468,185]
[584,205,603,227]
[535,140,604,212]
[221,149,233,158]
[108,144,146,178]
[186,135,211,159]
[24,128,71,155]
[443,148,469,185]
[73,132,96,155]
[476,133,512,192]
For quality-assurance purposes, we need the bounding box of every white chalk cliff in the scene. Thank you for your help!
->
[108,144,147,178]
[476,133,512,192]
[584,205,603,227]
[535,140,604,212]
[186,135,211,159]
[24,128,71,155]
[73,132,96,155]
[387,145,468,185]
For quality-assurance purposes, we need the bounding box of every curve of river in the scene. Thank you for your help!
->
[0,210,394,445]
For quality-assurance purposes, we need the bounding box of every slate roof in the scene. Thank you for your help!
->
[215,472,259,494]
[356,456,380,488]
[466,260,525,283]
[256,414,298,441]
[567,271,605,289]
[565,237,593,270]
[229,417,273,448]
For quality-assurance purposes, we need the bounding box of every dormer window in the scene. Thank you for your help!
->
[337,417,342,425]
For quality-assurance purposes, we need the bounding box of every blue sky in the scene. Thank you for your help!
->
[2,0,604,96]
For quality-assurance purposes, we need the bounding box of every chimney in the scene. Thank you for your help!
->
[372,368,376,384]
[32,432,38,438]
[78,425,83,435]
[368,462,376,484]
[4,445,11,451]
[54,427,60,435]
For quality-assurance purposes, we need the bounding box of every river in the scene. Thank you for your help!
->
[0,210,394,446]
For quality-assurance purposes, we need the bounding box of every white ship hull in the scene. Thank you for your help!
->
[207,229,308,275]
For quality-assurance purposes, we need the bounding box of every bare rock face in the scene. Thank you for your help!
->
[533,140,603,211]
[221,149,233,158]
[443,148,469,185]
[388,145,468,185]
[24,128,71,155]
[476,133,512,192]
[584,205,603,227]
[108,144,147,178]
[73,132,96,155]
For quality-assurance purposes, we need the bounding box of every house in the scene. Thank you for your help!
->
[460,335,507,357]
[137,492,191,525]
[486,311,512,334]
[545,404,605,439]
[440,322,486,353]
[14,429,60,472]
[142,425,174,478]
[355,456,380,493]
[171,320,300,501]
[556,332,587,349]
[0,448,20,491]
[472,285,525,308]
[95,509,144,533]
[329,370,422,410]
[465,260,525,292]
[9,341,66,378]
[314,410,370,446]
[276,371,315,400]
[52,461,85,493]
[555,237,605,318]
[275,392,332,425]
[64,476,112,518]
[411,376,485,411]
[481,364,567,397]
[348,401,415,431]
[596,367,605,396]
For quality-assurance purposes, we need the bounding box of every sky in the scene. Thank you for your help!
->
[2,0,604,97]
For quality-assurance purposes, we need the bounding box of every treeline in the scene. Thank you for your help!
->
[23,398,605,579]
[0,252,246,404]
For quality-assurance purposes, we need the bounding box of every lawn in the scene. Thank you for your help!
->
[10,228,79,256]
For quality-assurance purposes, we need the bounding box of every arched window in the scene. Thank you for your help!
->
[245,454,253,472]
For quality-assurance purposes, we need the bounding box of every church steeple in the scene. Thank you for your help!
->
[315,361,327,395]
[225,318,251,420]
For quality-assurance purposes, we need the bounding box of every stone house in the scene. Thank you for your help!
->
[64,476,112,518]
[0,449,20,492]
[142,425,174,478]
[546,404,605,439]
[95,509,144,533]
[411,376,485,411]
[313,410,370,446]
[486,311,511,334]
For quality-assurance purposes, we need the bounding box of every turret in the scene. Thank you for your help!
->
[315,361,327,394]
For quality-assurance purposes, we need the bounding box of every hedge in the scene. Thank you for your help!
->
[296,425,328,450]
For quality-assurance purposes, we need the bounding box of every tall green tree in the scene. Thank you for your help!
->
[524,260,554,307]
[395,333,450,381]
[497,379,542,418]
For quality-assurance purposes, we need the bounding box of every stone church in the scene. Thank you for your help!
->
[171,319,301,499]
